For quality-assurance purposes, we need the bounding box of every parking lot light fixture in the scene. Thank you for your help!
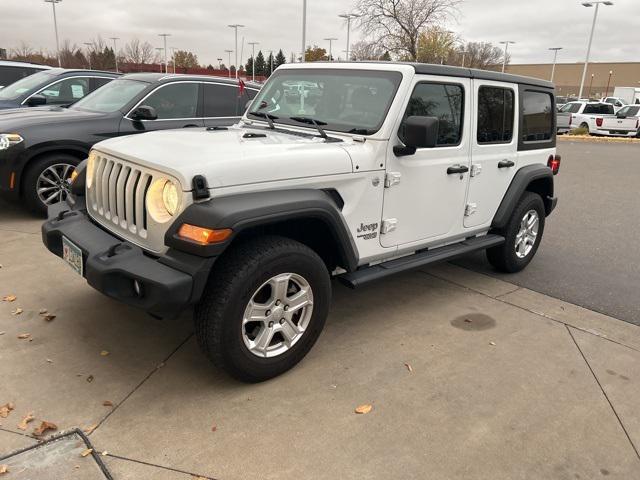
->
[248,42,259,81]
[158,34,171,74]
[109,37,120,73]
[228,25,245,78]
[549,47,562,82]
[499,41,515,73]
[605,70,613,97]
[302,0,307,62]
[83,42,92,69]
[155,47,164,73]
[225,49,233,78]
[44,0,62,67]
[339,13,360,62]
[324,38,338,61]
[578,0,613,99]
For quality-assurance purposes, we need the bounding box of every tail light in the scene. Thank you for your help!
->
[596,117,603,127]
[548,155,561,175]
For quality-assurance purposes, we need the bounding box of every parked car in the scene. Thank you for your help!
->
[0,60,52,90]
[43,62,559,382]
[612,86,640,105]
[599,104,640,137]
[600,96,627,112]
[557,101,615,134]
[0,68,119,110]
[0,73,260,214]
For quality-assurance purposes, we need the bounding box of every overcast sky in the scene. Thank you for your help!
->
[1,0,638,66]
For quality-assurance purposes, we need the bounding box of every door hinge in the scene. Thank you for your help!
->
[470,164,482,177]
[464,203,477,217]
[384,172,401,188]
[381,218,398,234]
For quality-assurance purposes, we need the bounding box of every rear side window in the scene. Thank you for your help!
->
[584,103,614,115]
[203,83,258,117]
[401,82,464,147]
[521,91,554,143]
[41,77,91,104]
[143,83,199,119]
[0,66,39,88]
[477,86,514,144]
[90,77,112,92]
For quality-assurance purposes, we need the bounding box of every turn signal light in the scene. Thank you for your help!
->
[548,155,561,175]
[178,224,232,245]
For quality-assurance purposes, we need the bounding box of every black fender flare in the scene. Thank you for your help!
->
[492,164,556,230]
[165,189,359,272]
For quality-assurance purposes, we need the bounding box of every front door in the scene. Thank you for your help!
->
[380,77,471,248]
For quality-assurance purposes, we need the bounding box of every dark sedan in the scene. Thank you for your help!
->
[0,73,260,214]
[0,68,119,110]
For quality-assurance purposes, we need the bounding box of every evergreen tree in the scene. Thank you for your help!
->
[245,56,255,76]
[275,49,286,68]
[265,52,274,76]
[254,50,267,77]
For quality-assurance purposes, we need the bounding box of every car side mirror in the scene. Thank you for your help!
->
[394,116,439,156]
[26,94,47,107]
[617,113,626,119]
[130,105,158,121]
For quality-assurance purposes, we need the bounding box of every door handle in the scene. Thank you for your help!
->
[498,160,515,169]
[447,165,469,175]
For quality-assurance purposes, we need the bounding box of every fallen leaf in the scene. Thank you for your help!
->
[0,464,8,474]
[102,400,113,407]
[33,420,57,437]
[2,295,16,302]
[80,448,93,458]
[17,333,31,340]
[86,375,94,383]
[211,422,217,432]
[355,404,373,415]
[83,423,98,435]
[464,318,472,323]
[0,403,15,418]
[101,451,108,456]
[39,308,48,314]
[42,315,56,322]
[11,307,23,316]
[100,350,109,357]
[192,477,207,480]
[404,363,413,373]
[17,412,34,430]
[0,331,5,335]
[489,341,496,346]
[46,359,53,364]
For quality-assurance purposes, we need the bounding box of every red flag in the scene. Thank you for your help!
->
[238,79,246,98]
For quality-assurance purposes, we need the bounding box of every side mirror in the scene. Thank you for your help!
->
[395,116,439,156]
[26,94,47,107]
[130,105,158,121]
[617,113,627,119]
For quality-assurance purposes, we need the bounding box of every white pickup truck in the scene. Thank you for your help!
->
[599,104,640,137]
[557,101,616,135]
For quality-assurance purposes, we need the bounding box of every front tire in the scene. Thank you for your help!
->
[487,192,545,273]
[194,235,331,382]
[23,153,79,216]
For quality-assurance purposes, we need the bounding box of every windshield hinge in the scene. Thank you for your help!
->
[384,172,401,188]
[381,218,398,234]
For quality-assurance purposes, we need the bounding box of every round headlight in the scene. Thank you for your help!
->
[146,178,181,223]
[86,151,97,189]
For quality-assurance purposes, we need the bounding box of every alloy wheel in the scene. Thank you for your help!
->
[36,163,76,206]
[515,209,539,259]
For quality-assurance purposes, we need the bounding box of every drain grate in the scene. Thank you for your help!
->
[0,429,113,479]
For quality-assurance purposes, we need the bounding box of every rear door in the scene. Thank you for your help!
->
[465,80,518,228]
[202,82,259,127]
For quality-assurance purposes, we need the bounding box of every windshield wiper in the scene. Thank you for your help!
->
[249,111,278,129]
[289,116,328,140]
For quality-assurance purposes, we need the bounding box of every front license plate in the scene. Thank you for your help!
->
[62,236,83,277]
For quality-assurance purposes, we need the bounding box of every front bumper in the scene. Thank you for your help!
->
[42,199,216,319]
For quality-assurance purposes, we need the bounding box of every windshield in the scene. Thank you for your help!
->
[71,79,148,113]
[0,70,56,100]
[248,69,403,135]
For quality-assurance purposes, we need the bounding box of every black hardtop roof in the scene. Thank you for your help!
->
[409,63,554,89]
[120,72,262,88]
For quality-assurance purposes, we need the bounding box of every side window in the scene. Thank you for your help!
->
[570,103,582,113]
[90,77,112,92]
[41,77,90,104]
[477,86,514,144]
[203,83,240,117]
[521,91,553,143]
[142,83,199,119]
[400,82,464,147]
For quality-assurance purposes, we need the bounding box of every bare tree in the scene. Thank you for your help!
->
[10,41,35,60]
[355,0,461,61]
[416,26,457,64]
[460,41,506,69]
[350,40,388,61]
[123,38,158,64]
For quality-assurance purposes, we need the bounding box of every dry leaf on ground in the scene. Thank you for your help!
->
[2,295,16,302]
[102,400,113,407]
[33,420,57,436]
[83,423,98,435]
[0,464,8,474]
[80,448,93,458]
[86,375,94,383]
[11,307,23,316]
[0,332,5,336]
[17,412,34,430]
[42,315,56,322]
[355,404,373,415]
[404,363,413,373]
[211,422,217,432]
[0,403,15,418]
[17,333,31,340]
[101,451,108,456]
[39,308,48,314]
[192,477,207,480]
[489,341,496,346]
[100,350,109,357]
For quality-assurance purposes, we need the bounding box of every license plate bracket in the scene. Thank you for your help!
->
[62,236,84,277]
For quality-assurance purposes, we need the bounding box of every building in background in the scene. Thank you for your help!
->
[503,62,640,99]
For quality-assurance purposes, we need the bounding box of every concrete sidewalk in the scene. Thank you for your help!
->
[1,204,639,479]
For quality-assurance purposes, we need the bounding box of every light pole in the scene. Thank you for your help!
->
[228,24,244,78]
[605,70,613,97]
[109,37,119,73]
[301,0,307,62]
[217,58,223,70]
[170,47,178,74]
[499,41,515,73]
[248,42,259,81]
[83,42,92,69]
[588,73,595,98]
[339,13,360,62]
[324,37,338,61]
[225,50,233,78]
[270,50,274,75]
[460,50,469,68]
[158,34,171,73]
[578,1,614,99]
[155,47,164,73]
[44,0,62,67]
[549,47,562,82]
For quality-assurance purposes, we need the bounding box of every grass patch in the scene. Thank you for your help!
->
[568,127,589,136]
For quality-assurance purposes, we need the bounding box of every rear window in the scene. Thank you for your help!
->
[584,103,614,115]
[477,86,514,144]
[521,91,554,143]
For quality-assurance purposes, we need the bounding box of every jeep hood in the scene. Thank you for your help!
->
[94,126,355,190]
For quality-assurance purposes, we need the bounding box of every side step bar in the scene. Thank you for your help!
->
[338,234,505,289]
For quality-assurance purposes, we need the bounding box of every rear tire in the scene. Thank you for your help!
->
[580,122,591,135]
[23,153,79,216]
[487,192,545,273]
[194,235,331,383]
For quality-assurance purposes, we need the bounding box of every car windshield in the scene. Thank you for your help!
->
[0,70,56,100]
[247,69,403,135]
[71,79,148,113]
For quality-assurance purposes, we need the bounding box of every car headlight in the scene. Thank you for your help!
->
[0,134,23,151]
[146,178,181,223]
[86,151,97,189]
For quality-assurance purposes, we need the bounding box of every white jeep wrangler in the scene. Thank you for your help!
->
[43,62,560,382]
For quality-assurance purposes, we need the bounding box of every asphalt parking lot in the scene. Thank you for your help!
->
[1,140,640,479]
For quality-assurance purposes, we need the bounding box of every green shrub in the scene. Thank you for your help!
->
[569,127,589,136]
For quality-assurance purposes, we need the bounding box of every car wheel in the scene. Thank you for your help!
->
[194,235,331,383]
[486,192,545,273]
[23,153,79,216]
[580,122,590,134]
